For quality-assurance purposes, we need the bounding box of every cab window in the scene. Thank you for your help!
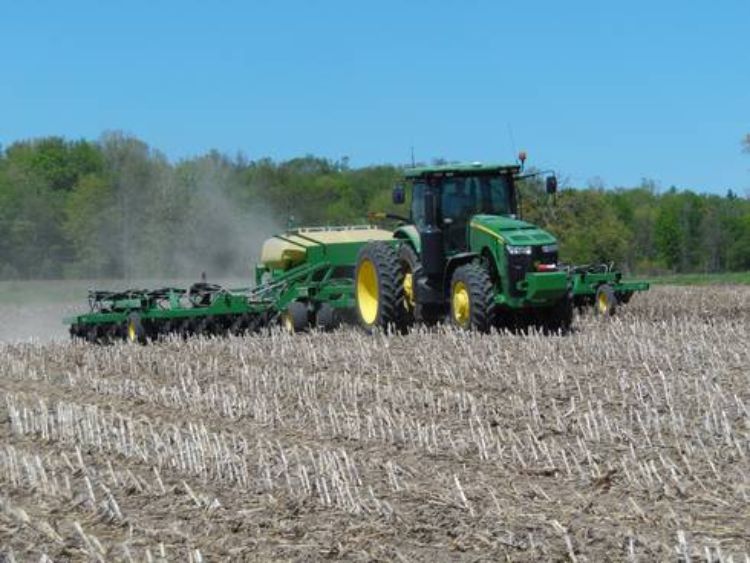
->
[410,182,426,228]
[441,177,477,222]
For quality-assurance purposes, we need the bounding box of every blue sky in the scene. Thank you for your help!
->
[1,0,748,194]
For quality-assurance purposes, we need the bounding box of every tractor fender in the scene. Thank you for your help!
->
[393,225,420,253]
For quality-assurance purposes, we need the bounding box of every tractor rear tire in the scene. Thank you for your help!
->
[355,242,407,333]
[449,264,495,332]
[399,243,442,326]
[398,244,419,326]
[126,313,146,344]
[595,284,618,316]
[282,301,310,333]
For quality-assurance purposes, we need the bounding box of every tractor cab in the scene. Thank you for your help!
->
[402,164,521,253]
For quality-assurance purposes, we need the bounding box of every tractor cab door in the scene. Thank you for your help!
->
[440,177,478,252]
[410,181,428,229]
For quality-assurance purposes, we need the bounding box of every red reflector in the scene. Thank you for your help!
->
[536,264,557,272]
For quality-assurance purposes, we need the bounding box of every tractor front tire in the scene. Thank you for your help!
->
[449,264,494,332]
[355,242,407,333]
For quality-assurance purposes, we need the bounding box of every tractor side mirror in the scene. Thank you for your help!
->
[392,184,405,205]
[545,176,558,195]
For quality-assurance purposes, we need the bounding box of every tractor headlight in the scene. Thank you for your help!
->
[507,245,532,255]
[541,243,558,253]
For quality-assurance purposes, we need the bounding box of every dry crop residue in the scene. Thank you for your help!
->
[0,286,748,561]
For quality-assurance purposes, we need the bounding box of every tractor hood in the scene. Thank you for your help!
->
[470,215,557,246]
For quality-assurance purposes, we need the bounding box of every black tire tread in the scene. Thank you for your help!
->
[398,243,421,326]
[595,284,618,316]
[450,263,495,332]
[355,242,407,333]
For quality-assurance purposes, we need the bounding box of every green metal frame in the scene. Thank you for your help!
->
[512,272,570,305]
[571,271,650,297]
[65,226,400,339]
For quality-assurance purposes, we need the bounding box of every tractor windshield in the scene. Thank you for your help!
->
[440,174,514,221]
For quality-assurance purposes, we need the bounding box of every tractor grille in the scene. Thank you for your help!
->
[507,247,558,297]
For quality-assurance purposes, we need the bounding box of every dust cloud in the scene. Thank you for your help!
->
[95,136,283,283]
[162,157,281,281]
[0,152,284,343]
[0,303,78,343]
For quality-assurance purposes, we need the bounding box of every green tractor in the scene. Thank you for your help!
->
[355,161,573,333]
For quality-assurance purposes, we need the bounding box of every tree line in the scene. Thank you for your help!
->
[0,132,748,280]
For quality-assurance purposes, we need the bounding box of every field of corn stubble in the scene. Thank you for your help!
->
[0,286,748,561]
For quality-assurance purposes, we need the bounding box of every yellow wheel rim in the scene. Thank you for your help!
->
[282,311,294,333]
[597,291,609,314]
[127,321,136,342]
[403,270,415,311]
[452,281,471,328]
[357,259,379,325]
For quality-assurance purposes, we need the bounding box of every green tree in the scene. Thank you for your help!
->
[1,132,748,280]
[654,191,684,271]
[550,189,632,267]
[615,182,660,272]
[63,174,116,277]
[4,137,103,191]
[727,214,750,271]
[99,131,166,278]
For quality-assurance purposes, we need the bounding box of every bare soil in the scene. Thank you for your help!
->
[0,286,748,561]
